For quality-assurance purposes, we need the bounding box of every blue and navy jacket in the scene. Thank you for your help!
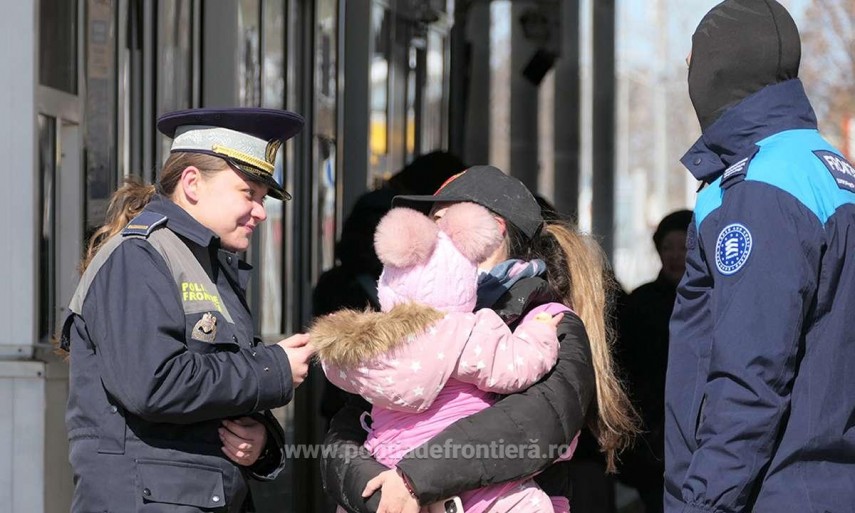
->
[61,195,293,513]
[665,79,855,513]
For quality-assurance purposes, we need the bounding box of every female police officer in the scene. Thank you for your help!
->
[59,108,315,512]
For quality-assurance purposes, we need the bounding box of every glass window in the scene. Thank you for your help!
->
[369,5,390,184]
[405,45,418,162]
[157,0,193,162]
[314,0,339,274]
[262,0,285,109]
[239,0,262,107]
[38,115,57,342]
[257,0,287,337]
[40,0,79,93]
[85,0,117,231]
[421,29,446,152]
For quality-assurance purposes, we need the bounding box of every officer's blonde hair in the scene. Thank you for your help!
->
[80,153,226,272]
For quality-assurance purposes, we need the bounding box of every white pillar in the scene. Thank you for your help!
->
[0,0,37,358]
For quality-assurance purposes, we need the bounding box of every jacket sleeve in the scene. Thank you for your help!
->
[396,312,595,504]
[320,395,387,513]
[320,321,460,413]
[82,240,293,424]
[247,410,287,481]
[678,182,821,513]
[453,309,559,394]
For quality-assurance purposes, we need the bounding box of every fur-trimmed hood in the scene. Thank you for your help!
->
[309,302,445,368]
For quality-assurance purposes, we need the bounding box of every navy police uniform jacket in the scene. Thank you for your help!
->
[61,195,294,512]
[664,79,855,513]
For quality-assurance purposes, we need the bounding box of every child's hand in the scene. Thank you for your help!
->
[533,312,564,328]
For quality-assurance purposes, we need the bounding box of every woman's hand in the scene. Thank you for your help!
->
[533,311,564,328]
[220,417,267,466]
[362,469,421,513]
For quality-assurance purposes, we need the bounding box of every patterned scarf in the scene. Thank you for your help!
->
[475,258,547,309]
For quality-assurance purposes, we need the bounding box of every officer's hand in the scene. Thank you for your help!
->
[276,333,315,388]
[219,417,267,466]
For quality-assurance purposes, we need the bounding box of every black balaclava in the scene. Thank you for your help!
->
[688,0,801,131]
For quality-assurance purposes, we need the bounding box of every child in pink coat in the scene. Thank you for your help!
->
[312,203,577,513]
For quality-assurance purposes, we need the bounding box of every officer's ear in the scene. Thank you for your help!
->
[178,166,203,204]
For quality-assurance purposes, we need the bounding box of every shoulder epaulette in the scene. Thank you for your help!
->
[122,211,168,238]
[720,145,760,189]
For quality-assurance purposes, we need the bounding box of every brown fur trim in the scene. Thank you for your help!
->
[309,303,445,368]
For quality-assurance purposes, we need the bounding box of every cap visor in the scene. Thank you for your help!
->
[233,165,290,200]
[392,193,472,214]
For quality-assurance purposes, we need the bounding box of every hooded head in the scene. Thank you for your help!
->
[374,203,503,313]
[689,0,801,131]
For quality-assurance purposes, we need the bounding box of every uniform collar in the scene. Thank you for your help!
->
[681,79,817,184]
[146,194,219,248]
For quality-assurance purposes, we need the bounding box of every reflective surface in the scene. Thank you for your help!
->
[40,0,79,93]
[157,0,193,161]
[85,0,117,230]
[37,115,57,342]
[314,0,338,273]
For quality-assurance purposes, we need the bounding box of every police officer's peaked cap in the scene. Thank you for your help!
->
[157,107,304,200]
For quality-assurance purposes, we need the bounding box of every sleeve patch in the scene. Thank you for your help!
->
[814,150,855,193]
[715,223,752,275]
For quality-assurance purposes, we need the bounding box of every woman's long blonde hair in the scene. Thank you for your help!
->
[80,152,226,272]
[508,219,639,472]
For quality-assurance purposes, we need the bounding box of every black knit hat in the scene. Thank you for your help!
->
[689,0,801,130]
[393,165,544,239]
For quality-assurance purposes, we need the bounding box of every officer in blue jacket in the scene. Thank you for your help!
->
[60,108,316,512]
[665,1,855,512]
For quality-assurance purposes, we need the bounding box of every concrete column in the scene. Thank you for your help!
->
[553,0,581,218]
[510,3,540,191]
[341,0,371,219]
[462,1,491,165]
[202,1,240,107]
[592,0,616,259]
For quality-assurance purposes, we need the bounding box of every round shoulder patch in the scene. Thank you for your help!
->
[715,223,752,275]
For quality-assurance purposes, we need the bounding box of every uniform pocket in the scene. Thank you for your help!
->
[693,394,707,444]
[136,458,226,509]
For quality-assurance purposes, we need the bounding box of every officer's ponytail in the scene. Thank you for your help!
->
[79,179,156,272]
[79,152,226,272]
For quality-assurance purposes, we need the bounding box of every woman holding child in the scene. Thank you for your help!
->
[319,165,638,513]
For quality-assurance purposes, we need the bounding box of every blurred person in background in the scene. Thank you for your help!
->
[617,209,692,513]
